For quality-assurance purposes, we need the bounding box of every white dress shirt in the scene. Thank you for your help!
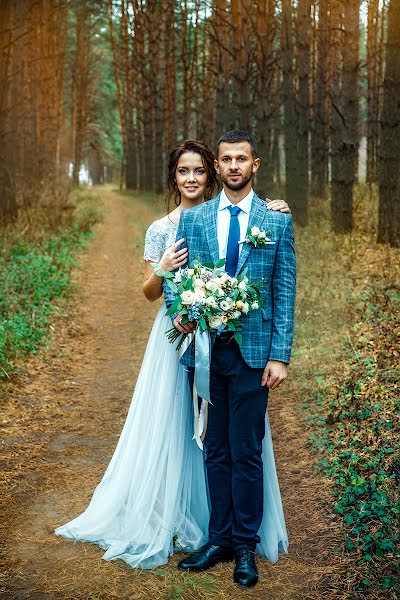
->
[217,187,254,260]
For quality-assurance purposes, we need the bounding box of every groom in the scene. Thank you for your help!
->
[165,130,296,588]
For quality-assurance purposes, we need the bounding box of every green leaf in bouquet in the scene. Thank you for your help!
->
[199,316,207,332]
[214,258,226,268]
[258,296,265,309]
[241,267,248,277]
[166,297,182,315]
[165,279,178,292]
[247,284,256,294]
[249,235,256,245]
[226,320,236,331]
[233,332,243,345]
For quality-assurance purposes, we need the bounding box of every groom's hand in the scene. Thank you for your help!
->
[173,314,197,334]
[261,360,288,390]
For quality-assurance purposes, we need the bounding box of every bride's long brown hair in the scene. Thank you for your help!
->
[165,139,219,213]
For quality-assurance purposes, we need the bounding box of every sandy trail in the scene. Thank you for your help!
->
[1,188,343,600]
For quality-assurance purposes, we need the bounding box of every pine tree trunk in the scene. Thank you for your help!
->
[330,0,360,233]
[153,0,166,193]
[164,0,177,153]
[255,0,275,196]
[378,0,400,246]
[108,0,127,186]
[281,0,298,213]
[367,0,380,183]
[213,0,230,140]
[311,0,329,198]
[0,1,17,219]
[296,0,311,225]
[72,5,90,187]
[121,0,137,189]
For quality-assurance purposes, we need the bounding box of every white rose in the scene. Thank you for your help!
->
[181,290,195,306]
[220,273,229,284]
[205,280,218,293]
[230,277,238,287]
[213,276,224,287]
[258,231,266,239]
[209,315,222,329]
[205,296,217,307]
[242,302,249,314]
[195,286,206,297]
[216,288,225,297]
[187,268,195,276]
[251,301,259,310]
[251,226,260,237]
[194,290,206,303]
[220,300,232,311]
[231,310,241,319]
[221,315,228,324]
[194,278,205,288]
[238,280,247,292]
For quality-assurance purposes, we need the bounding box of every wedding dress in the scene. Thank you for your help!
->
[55,216,288,568]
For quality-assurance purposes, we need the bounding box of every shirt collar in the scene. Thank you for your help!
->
[219,187,254,214]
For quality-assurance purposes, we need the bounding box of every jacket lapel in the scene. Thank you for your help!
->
[235,194,267,275]
[205,195,220,266]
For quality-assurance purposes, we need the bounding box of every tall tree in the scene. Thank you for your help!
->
[378,0,400,246]
[255,0,276,195]
[366,0,380,184]
[71,3,92,186]
[296,0,311,225]
[330,0,360,233]
[281,0,299,212]
[212,0,231,141]
[311,0,329,198]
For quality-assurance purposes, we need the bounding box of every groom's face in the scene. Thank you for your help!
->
[215,142,260,191]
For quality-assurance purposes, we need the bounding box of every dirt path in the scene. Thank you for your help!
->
[1,188,343,600]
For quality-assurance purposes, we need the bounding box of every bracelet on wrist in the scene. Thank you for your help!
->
[150,271,163,287]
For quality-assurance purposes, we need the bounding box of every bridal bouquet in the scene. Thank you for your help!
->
[156,259,264,349]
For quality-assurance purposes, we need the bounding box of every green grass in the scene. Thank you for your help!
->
[290,190,399,596]
[312,280,400,594]
[0,189,103,379]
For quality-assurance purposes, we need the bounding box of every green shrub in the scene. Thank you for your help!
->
[0,191,102,379]
[310,282,400,594]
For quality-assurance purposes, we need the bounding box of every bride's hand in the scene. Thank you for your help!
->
[265,198,291,213]
[159,239,188,272]
[173,314,197,334]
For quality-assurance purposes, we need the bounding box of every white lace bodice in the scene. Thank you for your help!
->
[143,217,178,263]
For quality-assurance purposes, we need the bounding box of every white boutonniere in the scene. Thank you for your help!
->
[240,226,276,248]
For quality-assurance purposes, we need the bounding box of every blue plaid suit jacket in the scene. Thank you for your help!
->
[163,193,296,368]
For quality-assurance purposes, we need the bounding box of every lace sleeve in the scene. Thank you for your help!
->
[143,221,166,262]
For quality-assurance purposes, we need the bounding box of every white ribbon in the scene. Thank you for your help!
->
[179,329,211,451]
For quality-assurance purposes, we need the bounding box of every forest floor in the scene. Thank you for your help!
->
[1,186,352,600]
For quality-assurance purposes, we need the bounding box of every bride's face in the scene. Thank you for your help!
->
[175,151,208,204]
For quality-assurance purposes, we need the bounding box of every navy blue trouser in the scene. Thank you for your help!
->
[190,335,268,551]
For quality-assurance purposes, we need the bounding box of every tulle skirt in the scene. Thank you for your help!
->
[55,305,288,568]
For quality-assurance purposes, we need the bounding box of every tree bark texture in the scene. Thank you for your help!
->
[378,0,400,246]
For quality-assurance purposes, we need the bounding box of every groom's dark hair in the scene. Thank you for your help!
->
[217,129,258,158]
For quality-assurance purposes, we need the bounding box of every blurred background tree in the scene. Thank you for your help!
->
[0,0,399,246]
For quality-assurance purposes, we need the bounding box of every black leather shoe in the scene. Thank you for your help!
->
[233,549,258,588]
[178,543,234,571]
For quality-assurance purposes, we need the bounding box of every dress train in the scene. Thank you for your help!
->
[55,305,288,568]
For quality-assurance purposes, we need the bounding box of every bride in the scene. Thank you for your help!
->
[55,139,290,569]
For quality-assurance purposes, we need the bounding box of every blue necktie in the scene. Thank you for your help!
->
[225,205,241,276]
